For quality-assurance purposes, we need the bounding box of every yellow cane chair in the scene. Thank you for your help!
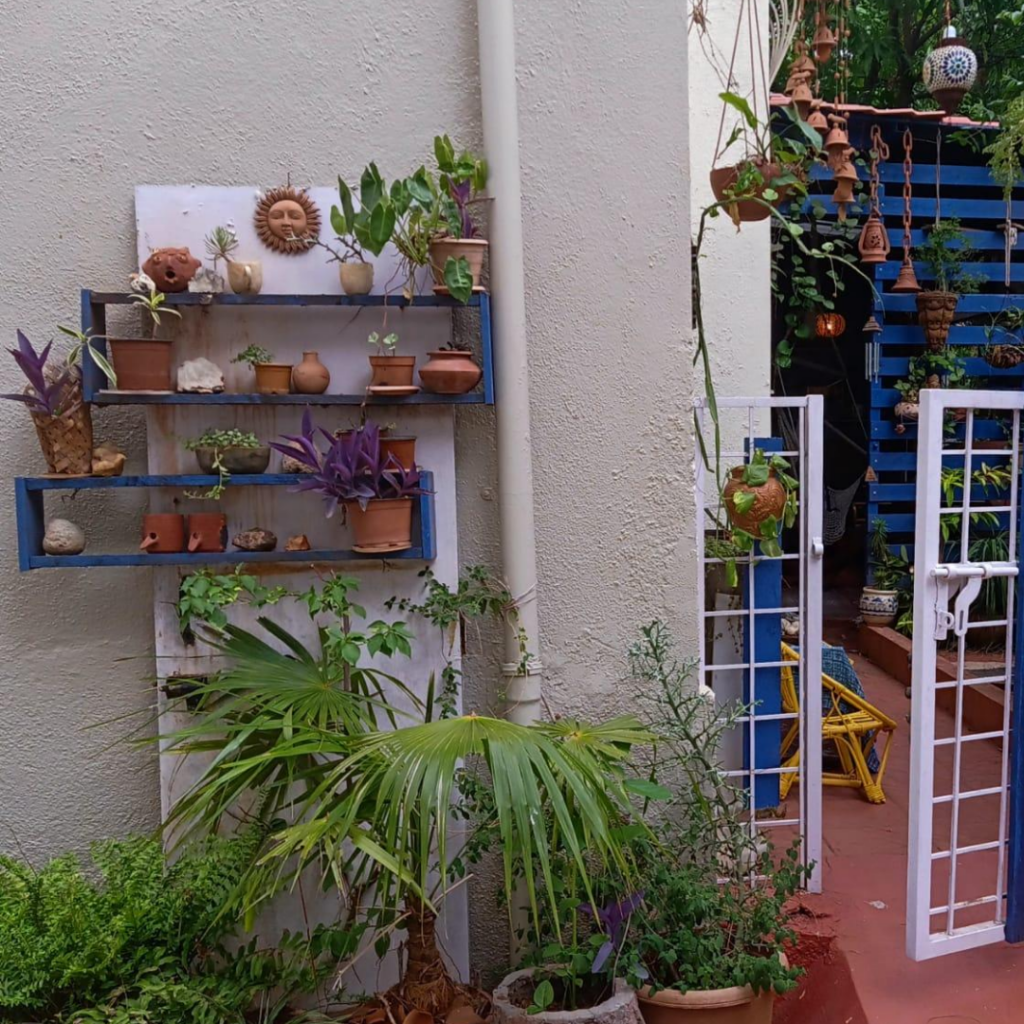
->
[779,642,897,804]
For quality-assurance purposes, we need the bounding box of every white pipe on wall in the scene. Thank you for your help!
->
[476,0,543,725]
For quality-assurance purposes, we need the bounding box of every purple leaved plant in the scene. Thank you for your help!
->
[271,412,427,517]
[579,892,645,974]
[448,179,478,239]
[0,331,74,417]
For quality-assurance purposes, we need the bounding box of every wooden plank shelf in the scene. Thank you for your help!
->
[91,391,488,406]
[14,471,437,571]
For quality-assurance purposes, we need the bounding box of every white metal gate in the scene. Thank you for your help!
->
[908,388,1021,960]
[695,396,824,892]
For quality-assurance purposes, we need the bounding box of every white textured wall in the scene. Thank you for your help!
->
[0,0,693,979]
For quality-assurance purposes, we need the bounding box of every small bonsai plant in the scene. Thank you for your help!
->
[204,225,239,274]
[184,428,269,499]
[231,344,292,395]
[366,331,415,391]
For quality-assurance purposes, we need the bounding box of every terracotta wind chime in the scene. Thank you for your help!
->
[826,0,858,221]
[859,125,891,264]
[891,129,922,295]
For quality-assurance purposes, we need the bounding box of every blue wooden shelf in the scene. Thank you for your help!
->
[80,289,495,405]
[14,471,436,571]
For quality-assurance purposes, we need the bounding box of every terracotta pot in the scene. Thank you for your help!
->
[292,351,330,394]
[492,969,640,1024]
[369,355,416,388]
[140,513,185,553]
[340,262,374,295]
[709,158,786,223]
[227,259,263,295]
[916,291,958,350]
[381,434,416,470]
[254,363,293,395]
[347,498,414,553]
[193,446,271,475]
[187,513,228,553]
[723,466,787,535]
[637,979,774,1024]
[419,350,482,394]
[109,339,173,391]
[860,587,899,626]
[429,237,488,290]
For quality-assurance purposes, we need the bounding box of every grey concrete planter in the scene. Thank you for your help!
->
[492,968,643,1024]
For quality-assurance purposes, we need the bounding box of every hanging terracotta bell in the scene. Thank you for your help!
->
[858,211,891,264]
[891,257,922,293]
[808,101,829,133]
[813,10,836,63]
[923,24,978,114]
[789,81,814,120]
[832,154,859,221]
[824,115,850,171]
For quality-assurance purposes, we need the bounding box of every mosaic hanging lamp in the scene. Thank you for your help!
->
[922,2,978,114]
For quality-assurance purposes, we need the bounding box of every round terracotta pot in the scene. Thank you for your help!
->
[723,466,787,535]
[916,291,958,350]
[637,978,774,1024]
[292,351,331,394]
[419,350,482,394]
[859,587,899,627]
[347,498,413,553]
[429,237,488,290]
[227,259,263,295]
[140,513,185,553]
[340,262,374,295]
[709,158,786,223]
[193,445,270,475]
[369,355,416,388]
[109,338,173,391]
[381,434,416,470]
[187,513,228,553]
[254,363,293,395]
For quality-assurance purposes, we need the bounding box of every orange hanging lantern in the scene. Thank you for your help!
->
[816,312,847,338]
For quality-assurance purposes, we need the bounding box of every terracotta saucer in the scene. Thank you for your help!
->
[367,385,420,396]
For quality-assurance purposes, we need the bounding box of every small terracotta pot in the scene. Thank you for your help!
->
[723,466,787,535]
[193,446,271,475]
[916,291,958,350]
[292,351,331,394]
[709,158,786,223]
[109,339,173,391]
[347,498,414,553]
[140,513,185,553]
[187,513,228,553]
[254,363,293,395]
[340,262,374,295]
[227,260,263,295]
[419,350,482,394]
[429,237,488,290]
[369,356,416,388]
[381,434,416,470]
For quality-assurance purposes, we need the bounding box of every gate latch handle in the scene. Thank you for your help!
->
[931,562,1019,640]
[811,537,824,558]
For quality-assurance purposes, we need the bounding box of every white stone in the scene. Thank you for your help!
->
[187,267,224,293]
[177,357,225,394]
[42,519,86,555]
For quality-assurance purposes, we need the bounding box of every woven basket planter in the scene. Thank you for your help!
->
[31,401,94,476]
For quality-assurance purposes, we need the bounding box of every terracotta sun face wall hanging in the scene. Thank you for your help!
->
[254,186,321,254]
[142,247,202,292]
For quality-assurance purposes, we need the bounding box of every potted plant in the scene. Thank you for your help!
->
[1,330,95,476]
[866,520,912,630]
[107,272,182,391]
[915,220,983,350]
[419,339,483,395]
[271,415,425,551]
[380,424,417,469]
[324,166,395,295]
[722,449,798,556]
[205,224,263,295]
[184,427,269,501]
[367,331,416,393]
[231,343,292,395]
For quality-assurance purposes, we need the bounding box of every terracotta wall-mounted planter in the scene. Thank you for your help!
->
[419,350,482,394]
[723,467,787,535]
[369,356,416,388]
[340,262,374,295]
[140,513,185,553]
[192,446,271,475]
[429,237,488,290]
[347,498,413,553]
[709,158,785,223]
[187,513,228,553]
[381,434,416,470]
[109,339,173,391]
[916,291,958,350]
[254,363,293,395]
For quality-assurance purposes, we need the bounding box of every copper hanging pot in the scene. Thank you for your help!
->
[858,211,891,264]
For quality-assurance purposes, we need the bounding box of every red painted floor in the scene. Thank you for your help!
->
[795,632,1024,1023]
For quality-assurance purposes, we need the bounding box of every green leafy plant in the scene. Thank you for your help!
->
[894,349,967,404]
[183,429,263,500]
[128,272,182,328]
[915,219,984,294]
[726,449,799,560]
[986,94,1024,201]
[231,345,274,368]
[327,165,396,262]
[367,331,399,356]
[56,325,118,388]
[177,566,287,639]
[205,225,239,272]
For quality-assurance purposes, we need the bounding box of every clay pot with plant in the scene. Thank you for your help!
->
[367,331,416,393]
[107,272,182,391]
[419,341,482,395]
[206,225,263,295]
[185,428,270,501]
[915,220,983,350]
[231,344,292,395]
[722,449,798,558]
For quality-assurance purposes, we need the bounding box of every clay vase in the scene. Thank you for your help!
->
[292,351,330,394]
[340,262,374,295]
[347,498,414,553]
[428,238,489,291]
[369,356,416,388]
[917,291,959,350]
[109,339,174,391]
[419,350,482,394]
[187,513,228,553]
[723,466,787,535]
[254,363,293,395]
[709,158,785,223]
[859,587,899,627]
[140,513,185,553]
[193,446,271,475]
[227,260,263,295]
[381,434,416,470]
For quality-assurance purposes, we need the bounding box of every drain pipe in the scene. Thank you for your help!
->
[476,0,543,725]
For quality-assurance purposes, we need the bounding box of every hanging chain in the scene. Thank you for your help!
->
[869,125,889,217]
[902,128,914,253]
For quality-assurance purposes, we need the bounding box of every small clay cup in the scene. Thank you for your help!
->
[187,513,228,553]
[140,513,185,553]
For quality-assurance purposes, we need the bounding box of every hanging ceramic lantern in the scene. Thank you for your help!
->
[858,211,891,264]
[816,312,846,338]
[923,25,978,114]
